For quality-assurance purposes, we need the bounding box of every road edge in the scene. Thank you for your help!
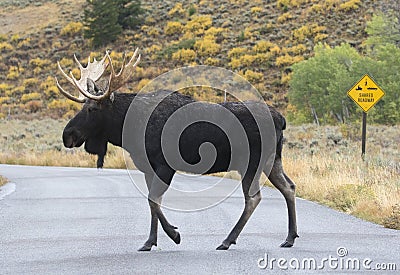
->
[0,181,16,200]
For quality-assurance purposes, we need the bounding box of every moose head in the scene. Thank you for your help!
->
[55,49,141,168]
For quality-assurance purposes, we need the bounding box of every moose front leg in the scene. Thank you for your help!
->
[138,198,159,251]
[96,153,105,168]
[138,168,180,252]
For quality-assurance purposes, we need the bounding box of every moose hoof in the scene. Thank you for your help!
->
[216,244,230,250]
[279,241,293,248]
[172,232,181,244]
[138,244,153,252]
[280,234,298,248]
[216,240,236,250]
[165,228,181,244]
[138,240,157,251]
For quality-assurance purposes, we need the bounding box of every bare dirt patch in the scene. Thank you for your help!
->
[0,0,84,35]
[0,3,61,35]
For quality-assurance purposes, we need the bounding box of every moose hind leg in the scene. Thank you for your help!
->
[267,158,299,247]
[217,175,262,250]
[148,167,181,246]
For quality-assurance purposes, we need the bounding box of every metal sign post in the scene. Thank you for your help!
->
[361,112,367,160]
[347,74,385,159]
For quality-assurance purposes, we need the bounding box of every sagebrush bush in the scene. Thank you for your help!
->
[383,204,400,230]
[24,100,43,113]
[0,176,7,187]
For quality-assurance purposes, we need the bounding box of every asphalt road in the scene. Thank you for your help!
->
[0,164,399,274]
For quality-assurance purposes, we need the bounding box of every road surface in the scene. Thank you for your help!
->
[0,164,399,274]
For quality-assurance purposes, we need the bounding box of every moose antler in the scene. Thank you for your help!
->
[107,48,141,93]
[55,52,109,103]
[56,48,140,102]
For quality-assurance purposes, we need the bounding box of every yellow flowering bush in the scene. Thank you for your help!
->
[277,12,292,23]
[293,24,326,42]
[204,57,219,66]
[60,22,83,36]
[185,15,212,36]
[244,70,264,83]
[275,54,304,67]
[338,0,361,12]
[194,35,220,56]
[7,66,20,80]
[21,92,41,103]
[17,37,31,49]
[228,47,247,58]
[0,42,13,52]
[168,3,186,17]
[0,97,11,104]
[165,21,184,35]
[253,40,276,53]
[137,78,151,91]
[30,58,51,68]
[251,7,262,14]
[172,48,196,62]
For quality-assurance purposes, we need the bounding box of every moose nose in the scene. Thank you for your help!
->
[62,128,80,148]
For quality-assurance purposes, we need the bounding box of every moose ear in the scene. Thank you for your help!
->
[87,78,97,94]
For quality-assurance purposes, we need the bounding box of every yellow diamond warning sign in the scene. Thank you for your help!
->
[347,74,385,112]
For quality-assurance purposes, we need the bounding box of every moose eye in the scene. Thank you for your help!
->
[88,107,98,113]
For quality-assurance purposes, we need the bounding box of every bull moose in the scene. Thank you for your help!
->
[55,49,298,251]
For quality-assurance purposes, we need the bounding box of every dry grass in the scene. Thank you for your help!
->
[0,119,399,229]
[284,148,400,225]
[0,175,7,187]
[282,124,400,228]
[0,146,126,168]
[0,118,126,168]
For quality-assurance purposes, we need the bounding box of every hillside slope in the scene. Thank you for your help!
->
[0,0,395,119]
